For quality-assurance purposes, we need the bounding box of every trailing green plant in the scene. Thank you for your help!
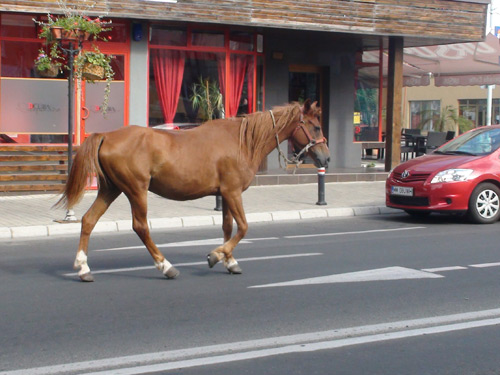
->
[75,47,115,114]
[34,13,112,43]
[189,76,224,121]
[34,44,64,73]
[32,0,114,115]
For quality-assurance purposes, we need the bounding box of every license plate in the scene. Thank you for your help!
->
[391,186,413,196]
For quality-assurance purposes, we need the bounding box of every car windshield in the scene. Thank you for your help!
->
[436,127,500,156]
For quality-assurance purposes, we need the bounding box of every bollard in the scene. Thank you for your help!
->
[316,167,327,206]
[214,194,223,211]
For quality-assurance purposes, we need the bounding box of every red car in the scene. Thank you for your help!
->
[386,125,500,224]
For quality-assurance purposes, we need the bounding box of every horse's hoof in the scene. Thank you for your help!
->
[207,253,220,268]
[79,272,94,282]
[165,266,180,279]
[227,263,242,275]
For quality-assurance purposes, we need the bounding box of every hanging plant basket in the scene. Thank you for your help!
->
[49,26,63,40]
[50,26,89,42]
[82,63,105,80]
[36,64,59,78]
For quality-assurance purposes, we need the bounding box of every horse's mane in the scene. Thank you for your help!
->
[238,103,301,165]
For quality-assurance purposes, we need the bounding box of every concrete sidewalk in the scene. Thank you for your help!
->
[0,181,392,239]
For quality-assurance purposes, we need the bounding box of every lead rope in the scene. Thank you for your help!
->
[269,110,303,172]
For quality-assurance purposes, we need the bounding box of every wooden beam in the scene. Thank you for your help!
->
[385,36,403,172]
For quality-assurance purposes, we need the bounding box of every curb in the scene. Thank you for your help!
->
[0,205,398,240]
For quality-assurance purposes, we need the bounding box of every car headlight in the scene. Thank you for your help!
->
[430,169,473,183]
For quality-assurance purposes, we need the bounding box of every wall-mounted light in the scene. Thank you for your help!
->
[257,34,263,53]
[132,23,143,41]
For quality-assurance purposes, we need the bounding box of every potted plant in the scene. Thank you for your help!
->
[34,13,111,43]
[189,76,224,121]
[75,47,115,114]
[32,3,114,115]
[34,45,63,78]
[418,105,473,134]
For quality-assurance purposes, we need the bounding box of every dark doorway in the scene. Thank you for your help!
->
[288,65,327,166]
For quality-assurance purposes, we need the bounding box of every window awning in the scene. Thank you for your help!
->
[360,33,500,87]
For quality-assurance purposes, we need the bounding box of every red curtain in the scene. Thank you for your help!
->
[218,54,251,118]
[247,56,254,114]
[152,50,185,124]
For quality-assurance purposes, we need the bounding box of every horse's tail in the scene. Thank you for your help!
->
[54,133,106,209]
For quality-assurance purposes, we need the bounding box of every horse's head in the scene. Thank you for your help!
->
[291,100,330,168]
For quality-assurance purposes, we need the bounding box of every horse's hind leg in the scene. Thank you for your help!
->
[127,191,179,279]
[74,184,121,282]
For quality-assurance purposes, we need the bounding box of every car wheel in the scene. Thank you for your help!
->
[404,210,431,218]
[467,183,500,224]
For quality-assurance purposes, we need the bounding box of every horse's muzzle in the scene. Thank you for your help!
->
[310,144,330,168]
[314,156,330,168]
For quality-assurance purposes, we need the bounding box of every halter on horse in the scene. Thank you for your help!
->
[57,99,330,282]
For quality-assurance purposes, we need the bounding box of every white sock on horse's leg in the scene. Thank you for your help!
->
[155,258,179,279]
[74,250,90,276]
[223,257,238,268]
[155,258,172,274]
[223,257,242,274]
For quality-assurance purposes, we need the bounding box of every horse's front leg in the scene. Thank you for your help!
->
[208,192,247,274]
[207,196,233,269]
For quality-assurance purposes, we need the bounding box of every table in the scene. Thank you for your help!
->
[361,141,385,159]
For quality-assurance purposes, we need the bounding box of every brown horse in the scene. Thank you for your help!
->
[57,100,330,282]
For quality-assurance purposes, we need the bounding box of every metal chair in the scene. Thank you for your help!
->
[425,131,448,153]
[401,128,421,160]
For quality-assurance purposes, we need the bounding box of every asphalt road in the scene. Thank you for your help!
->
[2,213,500,374]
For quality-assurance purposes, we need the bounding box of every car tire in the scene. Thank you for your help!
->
[404,210,431,218]
[467,183,500,224]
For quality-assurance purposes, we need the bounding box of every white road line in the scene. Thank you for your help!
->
[422,266,468,272]
[5,308,500,375]
[94,237,278,252]
[62,253,323,277]
[283,226,426,239]
[83,318,500,375]
[469,262,500,268]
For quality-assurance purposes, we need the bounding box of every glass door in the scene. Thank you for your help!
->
[80,53,127,141]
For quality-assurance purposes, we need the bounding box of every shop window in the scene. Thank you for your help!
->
[410,100,440,130]
[354,87,379,141]
[150,26,187,46]
[99,19,129,43]
[149,50,256,126]
[1,41,44,78]
[149,51,224,126]
[222,54,254,117]
[148,25,263,127]
[191,30,224,47]
[230,31,253,51]
[354,51,383,142]
[109,54,125,81]
[1,14,38,38]
[459,99,500,127]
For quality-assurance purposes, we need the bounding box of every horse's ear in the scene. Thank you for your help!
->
[311,101,321,116]
[302,99,312,114]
